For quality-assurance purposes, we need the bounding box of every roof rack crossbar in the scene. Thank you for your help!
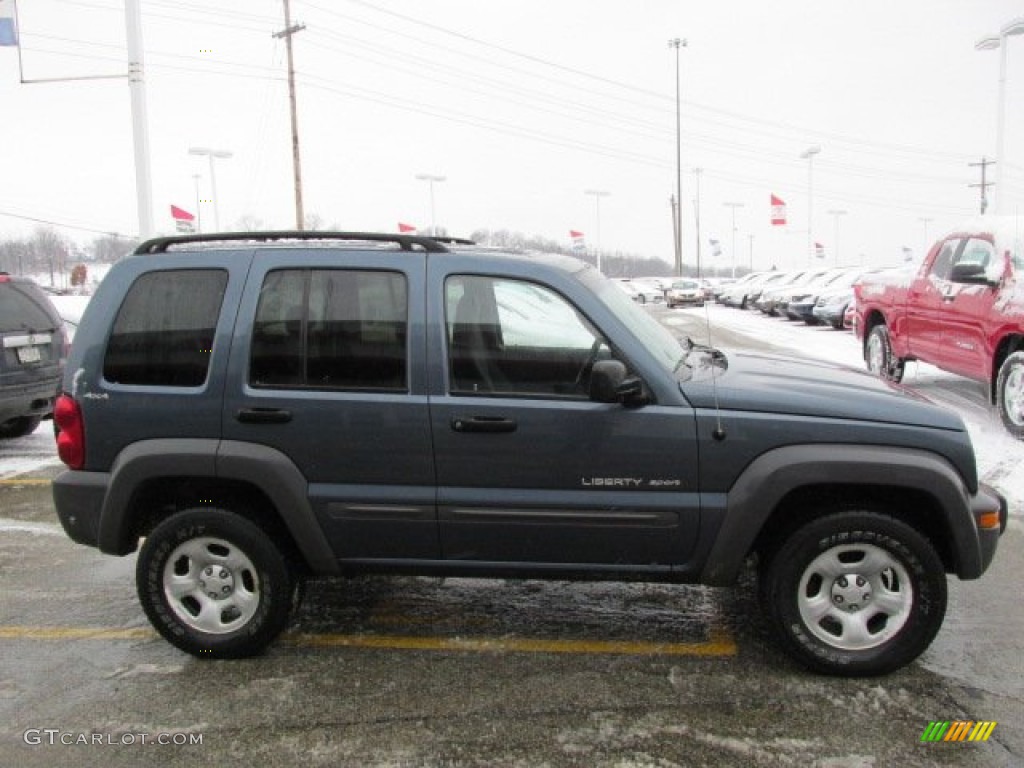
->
[133,231,454,255]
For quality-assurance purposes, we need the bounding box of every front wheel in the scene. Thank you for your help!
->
[761,512,947,676]
[865,324,905,383]
[996,351,1024,440]
[137,509,297,659]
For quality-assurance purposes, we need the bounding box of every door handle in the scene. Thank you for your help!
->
[451,416,517,433]
[236,407,293,424]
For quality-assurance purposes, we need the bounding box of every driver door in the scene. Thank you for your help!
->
[427,271,700,568]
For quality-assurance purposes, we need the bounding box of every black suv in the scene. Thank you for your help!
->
[0,273,66,438]
[52,233,1007,675]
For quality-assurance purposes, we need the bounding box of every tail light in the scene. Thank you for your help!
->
[54,395,85,469]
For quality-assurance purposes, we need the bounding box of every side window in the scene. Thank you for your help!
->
[445,275,608,398]
[928,239,960,281]
[955,237,1000,282]
[250,269,407,391]
[103,269,227,387]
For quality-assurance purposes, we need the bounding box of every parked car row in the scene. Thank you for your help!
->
[716,266,884,331]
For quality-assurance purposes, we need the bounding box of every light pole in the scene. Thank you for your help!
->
[415,174,446,236]
[827,209,847,264]
[975,17,1024,215]
[668,37,687,276]
[584,189,610,273]
[191,173,203,232]
[918,216,933,256]
[188,147,232,232]
[800,145,822,264]
[723,202,744,279]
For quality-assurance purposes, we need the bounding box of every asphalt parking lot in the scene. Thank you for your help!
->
[1,467,1022,768]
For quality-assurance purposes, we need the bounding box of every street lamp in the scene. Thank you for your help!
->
[191,173,203,233]
[584,189,610,273]
[800,145,822,264]
[918,216,933,255]
[976,17,1024,215]
[827,209,847,264]
[668,38,687,277]
[415,173,446,236]
[188,147,232,232]
[723,202,744,279]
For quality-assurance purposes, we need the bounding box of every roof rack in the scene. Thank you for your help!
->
[133,231,457,255]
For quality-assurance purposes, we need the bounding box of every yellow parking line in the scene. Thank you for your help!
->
[289,627,736,656]
[0,625,736,656]
[0,478,52,486]
[0,626,156,641]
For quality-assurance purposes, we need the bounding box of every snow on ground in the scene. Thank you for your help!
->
[668,304,1024,523]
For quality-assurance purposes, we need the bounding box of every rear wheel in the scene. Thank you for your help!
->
[0,415,42,439]
[996,351,1024,440]
[137,509,297,658]
[865,324,905,383]
[761,511,947,676]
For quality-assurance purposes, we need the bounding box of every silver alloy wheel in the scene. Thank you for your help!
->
[797,543,913,651]
[163,536,260,634]
[1003,359,1024,427]
[866,331,885,375]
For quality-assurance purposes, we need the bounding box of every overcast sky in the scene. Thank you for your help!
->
[1,0,1022,272]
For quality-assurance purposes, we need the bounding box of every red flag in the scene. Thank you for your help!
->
[170,205,194,222]
[569,230,584,239]
[770,195,786,226]
[397,222,417,233]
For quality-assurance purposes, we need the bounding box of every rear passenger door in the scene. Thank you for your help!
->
[222,251,437,561]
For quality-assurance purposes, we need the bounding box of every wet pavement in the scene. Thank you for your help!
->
[0,470,1021,767]
[1,305,1021,766]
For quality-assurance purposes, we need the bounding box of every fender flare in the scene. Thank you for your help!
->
[699,444,983,585]
[97,438,338,574]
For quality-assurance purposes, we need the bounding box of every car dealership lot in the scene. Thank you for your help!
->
[0,303,1021,767]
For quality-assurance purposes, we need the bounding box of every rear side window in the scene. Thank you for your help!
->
[0,281,59,333]
[103,269,228,387]
[250,269,407,391]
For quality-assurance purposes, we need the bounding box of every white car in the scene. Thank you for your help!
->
[665,279,705,308]
[617,280,664,304]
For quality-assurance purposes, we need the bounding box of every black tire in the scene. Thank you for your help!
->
[137,509,297,659]
[997,351,1024,440]
[761,512,947,676]
[0,415,43,439]
[865,324,905,383]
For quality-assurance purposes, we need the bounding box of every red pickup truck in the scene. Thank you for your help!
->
[854,217,1024,438]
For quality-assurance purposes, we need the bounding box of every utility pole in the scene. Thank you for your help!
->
[669,195,679,272]
[969,157,996,214]
[668,38,687,277]
[274,0,306,230]
[693,168,703,278]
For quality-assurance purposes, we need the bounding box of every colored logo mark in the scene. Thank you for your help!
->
[921,721,997,742]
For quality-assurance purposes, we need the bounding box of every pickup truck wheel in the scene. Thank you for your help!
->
[996,351,1024,439]
[137,509,296,659]
[761,512,946,676]
[865,324,905,383]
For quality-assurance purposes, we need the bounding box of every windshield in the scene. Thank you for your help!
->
[586,270,686,373]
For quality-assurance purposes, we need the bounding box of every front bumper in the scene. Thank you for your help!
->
[973,481,1008,577]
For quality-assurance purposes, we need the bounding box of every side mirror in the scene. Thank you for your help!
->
[950,262,995,286]
[590,360,647,406]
